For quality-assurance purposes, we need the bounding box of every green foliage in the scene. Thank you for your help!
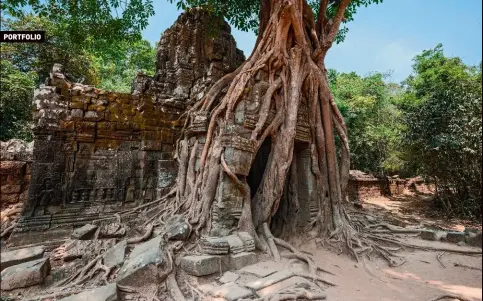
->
[93,40,156,92]
[1,14,156,140]
[2,0,154,53]
[0,60,37,141]
[169,0,383,43]
[402,45,482,219]
[331,70,404,174]
[1,15,99,85]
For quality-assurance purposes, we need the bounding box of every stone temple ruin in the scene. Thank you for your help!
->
[6,8,410,246]
[8,10,244,247]
[2,9,481,301]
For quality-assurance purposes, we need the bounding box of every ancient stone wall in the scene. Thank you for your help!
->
[347,170,408,201]
[1,140,33,241]
[9,9,245,247]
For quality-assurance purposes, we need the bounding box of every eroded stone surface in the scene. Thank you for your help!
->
[71,224,98,240]
[164,215,190,241]
[447,232,466,243]
[103,240,128,269]
[226,252,258,270]
[180,255,221,276]
[0,245,45,271]
[240,261,281,278]
[117,236,168,288]
[219,271,240,284]
[1,258,50,290]
[58,283,117,301]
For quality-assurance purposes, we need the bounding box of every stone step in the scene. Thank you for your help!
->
[0,245,45,271]
[1,258,50,290]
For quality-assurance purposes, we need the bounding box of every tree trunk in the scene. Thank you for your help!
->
[163,0,361,258]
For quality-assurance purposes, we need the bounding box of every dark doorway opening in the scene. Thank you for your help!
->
[247,137,271,198]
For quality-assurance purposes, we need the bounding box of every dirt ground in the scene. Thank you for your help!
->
[298,191,482,301]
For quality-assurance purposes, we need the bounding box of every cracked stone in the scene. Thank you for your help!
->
[180,255,221,276]
[1,258,50,290]
[219,271,240,284]
[71,224,98,240]
[1,245,45,271]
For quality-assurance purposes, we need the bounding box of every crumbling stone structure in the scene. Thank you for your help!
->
[9,9,244,246]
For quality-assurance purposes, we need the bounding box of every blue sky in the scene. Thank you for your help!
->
[142,0,482,83]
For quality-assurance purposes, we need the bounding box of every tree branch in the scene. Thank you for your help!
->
[316,0,329,37]
[324,0,351,47]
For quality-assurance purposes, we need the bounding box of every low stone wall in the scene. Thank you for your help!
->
[1,140,33,238]
[347,171,408,201]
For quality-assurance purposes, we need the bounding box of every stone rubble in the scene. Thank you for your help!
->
[0,245,45,271]
[1,258,50,290]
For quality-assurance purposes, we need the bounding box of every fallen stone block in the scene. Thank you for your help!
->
[71,224,98,240]
[1,258,50,290]
[420,230,440,241]
[0,245,45,271]
[446,232,466,243]
[103,240,128,269]
[200,236,229,255]
[465,232,482,248]
[98,223,126,239]
[117,235,168,288]
[246,270,294,290]
[219,271,240,284]
[225,235,245,254]
[164,215,191,241]
[58,283,117,301]
[226,252,258,270]
[241,261,282,278]
[180,255,221,276]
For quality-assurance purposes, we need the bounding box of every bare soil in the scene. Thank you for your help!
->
[298,191,482,301]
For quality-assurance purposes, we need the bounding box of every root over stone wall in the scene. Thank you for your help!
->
[7,8,245,248]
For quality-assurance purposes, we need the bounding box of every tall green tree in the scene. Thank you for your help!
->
[331,71,404,174]
[0,60,37,141]
[402,44,482,219]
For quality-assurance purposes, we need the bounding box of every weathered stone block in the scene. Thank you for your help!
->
[164,215,191,241]
[180,255,221,276]
[117,236,167,288]
[1,258,50,290]
[1,184,22,194]
[0,161,26,175]
[446,232,466,243]
[0,246,45,271]
[226,252,257,270]
[71,224,98,240]
[219,271,240,284]
[60,120,76,131]
[466,232,482,248]
[85,111,104,121]
[58,283,117,301]
[71,109,84,120]
[1,193,19,203]
[103,240,128,269]
[420,230,440,241]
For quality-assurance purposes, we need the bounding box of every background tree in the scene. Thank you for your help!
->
[330,70,404,175]
[0,60,37,141]
[401,45,482,219]
[0,14,156,141]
